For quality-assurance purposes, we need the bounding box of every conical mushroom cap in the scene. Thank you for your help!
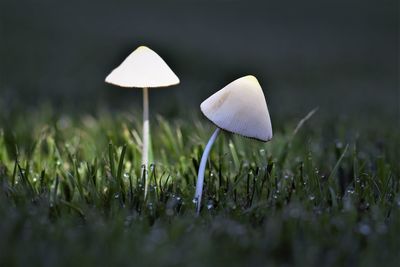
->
[105,46,180,88]
[200,75,272,142]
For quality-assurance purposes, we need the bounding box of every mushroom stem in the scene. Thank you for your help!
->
[194,127,220,214]
[142,87,150,198]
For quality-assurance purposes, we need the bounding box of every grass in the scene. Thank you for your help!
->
[0,107,399,267]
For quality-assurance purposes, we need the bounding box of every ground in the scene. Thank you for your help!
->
[0,107,398,267]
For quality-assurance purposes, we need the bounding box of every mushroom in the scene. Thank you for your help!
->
[105,46,180,197]
[194,75,272,214]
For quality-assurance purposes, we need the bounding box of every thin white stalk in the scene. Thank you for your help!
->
[194,127,220,214]
[142,87,149,198]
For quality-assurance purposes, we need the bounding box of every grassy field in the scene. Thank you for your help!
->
[0,107,399,267]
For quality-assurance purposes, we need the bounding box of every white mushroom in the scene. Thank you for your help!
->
[105,46,180,197]
[194,75,272,214]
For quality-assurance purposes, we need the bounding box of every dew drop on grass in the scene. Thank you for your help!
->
[123,173,129,179]
[358,223,371,236]
[336,141,343,149]
[309,195,315,201]
[347,188,355,194]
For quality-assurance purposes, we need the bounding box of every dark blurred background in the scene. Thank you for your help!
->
[0,0,398,120]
